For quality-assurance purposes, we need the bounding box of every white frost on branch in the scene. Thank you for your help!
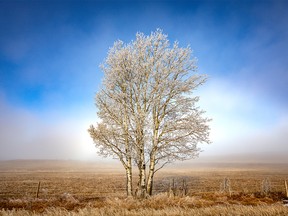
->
[89,29,211,197]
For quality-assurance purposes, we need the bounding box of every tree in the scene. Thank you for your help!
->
[89,29,211,197]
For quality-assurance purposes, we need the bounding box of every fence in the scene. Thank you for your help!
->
[1,174,287,199]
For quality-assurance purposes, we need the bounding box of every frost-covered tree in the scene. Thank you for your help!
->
[89,29,211,197]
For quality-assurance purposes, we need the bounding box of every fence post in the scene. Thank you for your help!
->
[36,181,41,198]
[182,179,185,196]
[182,179,188,196]
[172,178,176,196]
[285,180,288,198]
[168,179,176,197]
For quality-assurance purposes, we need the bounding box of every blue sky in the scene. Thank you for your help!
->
[0,0,287,161]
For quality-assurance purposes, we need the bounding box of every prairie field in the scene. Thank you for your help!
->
[0,160,288,215]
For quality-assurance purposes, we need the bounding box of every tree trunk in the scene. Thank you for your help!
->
[146,152,156,196]
[147,115,158,196]
[146,172,154,196]
[135,119,146,198]
[123,110,133,197]
[137,148,146,198]
[125,165,133,197]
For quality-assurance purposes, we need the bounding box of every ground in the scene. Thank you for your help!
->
[0,160,288,215]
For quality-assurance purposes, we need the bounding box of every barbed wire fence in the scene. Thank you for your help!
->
[1,177,287,200]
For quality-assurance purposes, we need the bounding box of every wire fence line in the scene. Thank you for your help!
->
[1,177,287,199]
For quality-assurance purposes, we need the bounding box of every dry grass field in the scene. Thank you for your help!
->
[0,160,288,215]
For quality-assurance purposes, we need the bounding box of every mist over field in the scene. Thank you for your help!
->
[0,0,287,163]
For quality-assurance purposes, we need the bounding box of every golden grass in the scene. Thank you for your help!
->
[1,191,287,215]
[0,160,288,215]
[1,204,288,216]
